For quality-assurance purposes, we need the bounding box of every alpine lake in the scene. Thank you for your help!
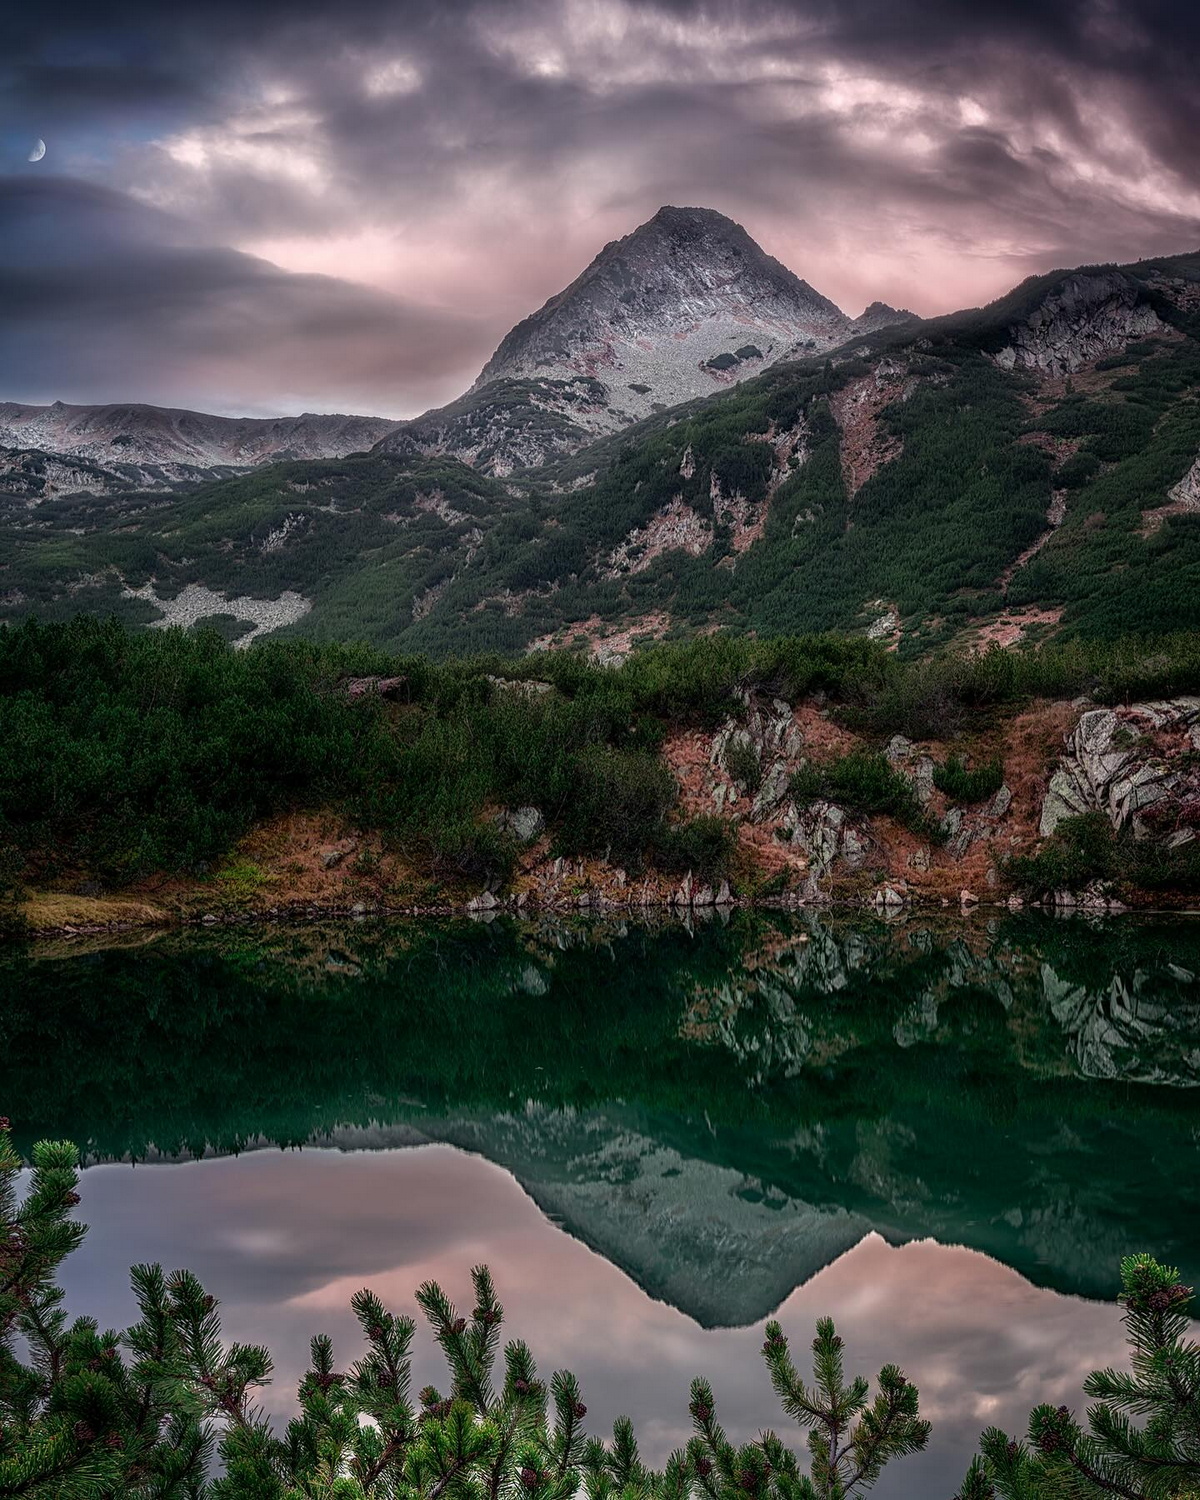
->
[3,908,1199,1498]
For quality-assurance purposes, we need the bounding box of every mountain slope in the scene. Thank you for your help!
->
[2,245,1199,653]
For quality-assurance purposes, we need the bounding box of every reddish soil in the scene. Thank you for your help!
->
[829,369,909,498]
[971,607,1064,648]
[528,611,674,663]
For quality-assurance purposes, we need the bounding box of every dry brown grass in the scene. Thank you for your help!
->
[21,892,170,933]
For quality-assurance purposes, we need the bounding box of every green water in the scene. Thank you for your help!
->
[4,909,1199,1323]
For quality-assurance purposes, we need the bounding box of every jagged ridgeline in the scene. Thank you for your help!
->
[3,912,1199,1326]
[2,208,1198,655]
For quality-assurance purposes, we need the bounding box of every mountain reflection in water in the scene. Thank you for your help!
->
[3,909,1198,1322]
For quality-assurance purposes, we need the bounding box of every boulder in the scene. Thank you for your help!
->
[495,805,545,843]
[788,800,868,874]
[319,845,353,870]
[751,760,792,820]
[912,755,937,806]
[486,675,553,697]
[345,675,407,700]
[984,784,1013,819]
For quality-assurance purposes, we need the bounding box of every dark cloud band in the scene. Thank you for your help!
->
[3,0,1199,414]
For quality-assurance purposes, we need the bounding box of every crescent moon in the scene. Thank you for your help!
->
[28,139,46,163]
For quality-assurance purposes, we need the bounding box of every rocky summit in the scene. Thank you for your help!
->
[374,205,897,474]
[476,206,852,407]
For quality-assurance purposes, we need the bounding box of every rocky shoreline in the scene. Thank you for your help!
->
[15,688,1200,942]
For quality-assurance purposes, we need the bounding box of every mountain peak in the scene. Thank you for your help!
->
[470,205,852,414]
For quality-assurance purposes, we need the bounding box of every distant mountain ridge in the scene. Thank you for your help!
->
[0,401,399,486]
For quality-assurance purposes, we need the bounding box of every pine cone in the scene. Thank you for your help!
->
[572,1401,587,1420]
[1005,1441,1019,1464]
[521,1467,540,1489]
[738,1469,756,1491]
[419,1387,440,1408]
[202,1295,215,1313]
[514,1378,531,1395]
[63,1192,81,1208]
[452,1317,467,1334]
[104,1433,125,1450]
[73,1422,96,1443]
[0,1117,10,1130]
[695,1458,713,1478]
[691,1401,712,1422]
[369,1323,385,1342]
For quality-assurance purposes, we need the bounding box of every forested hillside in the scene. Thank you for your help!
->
[1,251,1199,656]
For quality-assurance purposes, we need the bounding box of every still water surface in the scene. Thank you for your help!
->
[3,910,1199,1497]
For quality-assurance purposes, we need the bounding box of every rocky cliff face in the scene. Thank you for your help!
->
[0,401,399,474]
[1039,699,1200,839]
[994,272,1164,377]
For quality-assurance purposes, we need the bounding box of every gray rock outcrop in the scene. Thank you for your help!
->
[994,273,1163,377]
[1039,700,1200,837]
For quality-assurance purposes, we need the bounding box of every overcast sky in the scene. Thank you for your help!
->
[3,0,1200,417]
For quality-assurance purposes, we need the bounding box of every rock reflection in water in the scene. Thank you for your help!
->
[1,910,1198,1326]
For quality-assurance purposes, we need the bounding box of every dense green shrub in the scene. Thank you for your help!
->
[724,739,762,792]
[933,755,1005,804]
[6,618,1200,892]
[790,752,928,832]
[651,815,735,882]
[554,745,678,869]
[1006,813,1118,893]
[1008,811,1200,898]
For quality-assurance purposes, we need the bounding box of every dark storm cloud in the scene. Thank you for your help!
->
[0,177,482,415]
[3,0,1199,413]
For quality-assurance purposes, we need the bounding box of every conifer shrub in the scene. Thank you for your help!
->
[1005,813,1118,894]
[554,746,678,869]
[0,1124,928,1500]
[933,756,1005,804]
[1006,812,1200,897]
[790,753,928,833]
[651,816,735,882]
[956,1254,1200,1500]
[4,1126,1199,1499]
[724,739,762,793]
